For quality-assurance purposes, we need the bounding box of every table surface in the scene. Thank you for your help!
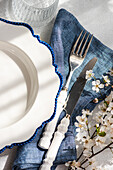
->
[0,0,113,169]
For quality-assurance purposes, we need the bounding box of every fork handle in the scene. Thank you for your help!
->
[38,89,67,149]
[39,115,70,170]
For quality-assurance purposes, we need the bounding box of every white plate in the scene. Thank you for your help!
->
[0,19,60,151]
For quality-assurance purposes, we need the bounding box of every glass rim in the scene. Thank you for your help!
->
[14,0,59,11]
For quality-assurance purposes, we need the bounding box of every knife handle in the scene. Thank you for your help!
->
[40,115,70,170]
[38,89,67,149]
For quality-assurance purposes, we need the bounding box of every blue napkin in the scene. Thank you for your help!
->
[13,9,113,170]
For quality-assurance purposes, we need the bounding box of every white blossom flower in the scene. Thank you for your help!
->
[102,75,110,84]
[75,123,87,133]
[75,115,88,130]
[83,148,92,157]
[109,127,113,141]
[98,103,107,116]
[108,115,113,124]
[99,125,108,133]
[105,91,113,102]
[76,115,87,123]
[95,135,107,148]
[82,109,92,116]
[93,112,104,124]
[65,160,81,169]
[76,130,89,142]
[93,98,99,103]
[86,70,94,80]
[83,136,95,149]
[88,158,96,166]
[107,102,113,114]
[104,114,113,128]
[92,80,104,93]
[108,68,113,76]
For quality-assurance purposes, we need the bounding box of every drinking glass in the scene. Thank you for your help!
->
[11,0,59,27]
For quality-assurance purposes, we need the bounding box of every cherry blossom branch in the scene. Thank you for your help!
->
[109,147,113,149]
[91,145,94,155]
[76,150,84,162]
[90,129,97,139]
[66,70,113,170]
[81,142,113,166]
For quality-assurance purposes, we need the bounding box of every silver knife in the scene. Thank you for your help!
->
[40,57,97,170]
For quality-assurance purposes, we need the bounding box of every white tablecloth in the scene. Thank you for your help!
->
[0,0,113,169]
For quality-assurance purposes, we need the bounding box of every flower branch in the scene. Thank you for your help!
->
[80,142,113,167]
[65,68,113,170]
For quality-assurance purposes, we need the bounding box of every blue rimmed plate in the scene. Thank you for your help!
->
[0,18,61,152]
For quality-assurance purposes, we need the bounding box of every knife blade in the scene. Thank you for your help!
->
[65,57,97,116]
[40,57,97,170]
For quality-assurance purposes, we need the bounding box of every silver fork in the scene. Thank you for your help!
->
[38,30,93,150]
[64,30,93,90]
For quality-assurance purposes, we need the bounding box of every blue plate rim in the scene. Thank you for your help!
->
[0,18,63,154]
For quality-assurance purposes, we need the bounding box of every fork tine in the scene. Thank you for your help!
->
[79,33,90,57]
[75,31,87,55]
[71,30,83,54]
[83,34,93,58]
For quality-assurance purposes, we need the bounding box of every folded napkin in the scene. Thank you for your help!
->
[13,9,113,170]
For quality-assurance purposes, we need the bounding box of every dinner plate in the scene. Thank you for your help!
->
[0,19,60,152]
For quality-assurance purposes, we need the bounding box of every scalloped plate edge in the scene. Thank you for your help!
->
[0,18,63,154]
